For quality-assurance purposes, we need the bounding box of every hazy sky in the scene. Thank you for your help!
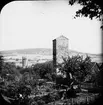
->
[0,0,101,54]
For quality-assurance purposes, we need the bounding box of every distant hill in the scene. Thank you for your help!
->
[0,48,102,63]
[0,48,52,55]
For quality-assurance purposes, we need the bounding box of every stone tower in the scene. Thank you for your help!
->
[53,35,69,70]
[22,56,28,68]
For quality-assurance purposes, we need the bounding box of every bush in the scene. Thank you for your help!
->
[0,75,32,105]
[37,99,45,105]
[30,101,38,105]
[32,61,54,81]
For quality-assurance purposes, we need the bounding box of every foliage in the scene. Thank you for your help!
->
[32,61,55,81]
[29,96,46,105]
[36,99,45,105]
[0,55,36,105]
[69,0,103,29]
[41,92,60,104]
[56,75,72,88]
[21,72,39,88]
[0,55,56,105]
[59,55,98,84]
[0,54,102,105]
[93,63,103,86]
[0,79,32,105]
[0,55,4,72]
[1,62,21,82]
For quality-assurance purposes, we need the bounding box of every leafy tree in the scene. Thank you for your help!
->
[59,55,93,83]
[78,55,92,81]
[56,55,101,98]
[69,0,103,29]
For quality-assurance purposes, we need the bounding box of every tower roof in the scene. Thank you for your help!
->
[53,35,69,41]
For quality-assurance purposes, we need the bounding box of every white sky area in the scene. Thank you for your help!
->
[0,1,102,54]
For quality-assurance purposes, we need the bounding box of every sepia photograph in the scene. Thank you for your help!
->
[0,0,103,105]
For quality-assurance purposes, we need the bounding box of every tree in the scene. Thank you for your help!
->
[32,61,54,81]
[69,0,103,29]
[59,55,93,83]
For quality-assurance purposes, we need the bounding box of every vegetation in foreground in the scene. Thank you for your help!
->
[0,55,103,105]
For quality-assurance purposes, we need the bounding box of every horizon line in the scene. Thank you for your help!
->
[0,47,102,55]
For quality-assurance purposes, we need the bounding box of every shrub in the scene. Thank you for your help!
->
[37,99,45,105]
[32,61,54,81]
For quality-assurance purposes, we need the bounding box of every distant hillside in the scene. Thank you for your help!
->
[0,48,102,63]
[0,48,52,55]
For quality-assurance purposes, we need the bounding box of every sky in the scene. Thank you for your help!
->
[0,0,102,54]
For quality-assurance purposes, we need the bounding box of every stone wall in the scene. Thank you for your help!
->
[53,35,69,69]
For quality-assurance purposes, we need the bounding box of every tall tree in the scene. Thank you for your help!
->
[69,0,103,29]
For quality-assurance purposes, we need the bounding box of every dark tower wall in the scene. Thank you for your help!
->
[53,39,56,70]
